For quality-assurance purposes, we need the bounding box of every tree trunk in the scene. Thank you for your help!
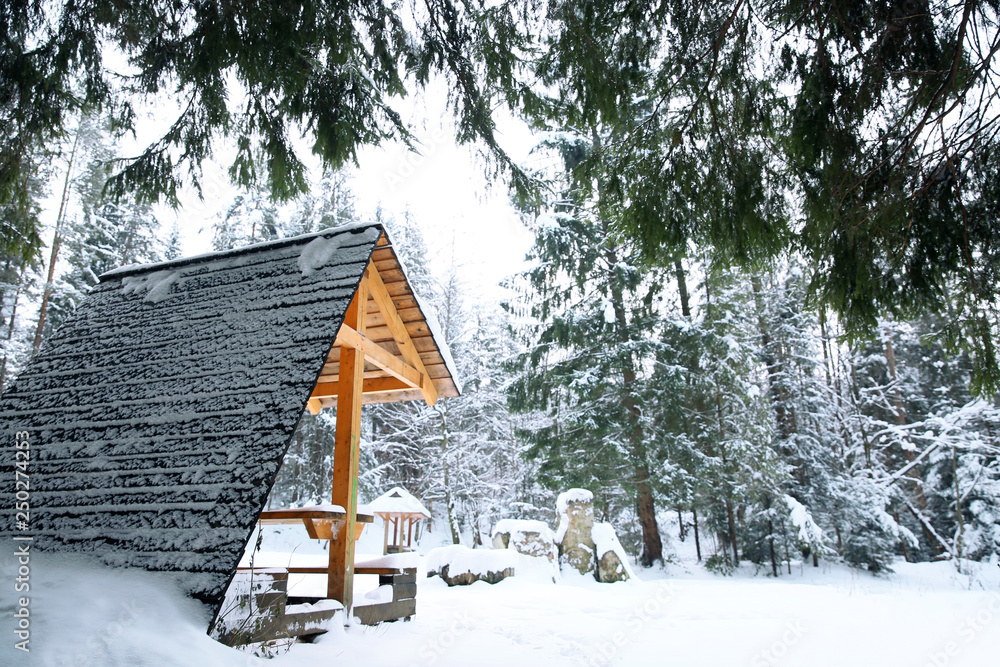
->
[601,213,662,566]
[725,498,739,566]
[751,275,793,440]
[715,390,740,566]
[634,466,663,565]
[692,505,702,561]
[674,256,692,318]
[765,496,778,576]
[891,505,913,563]
[952,447,965,571]
[438,408,461,545]
[32,127,81,354]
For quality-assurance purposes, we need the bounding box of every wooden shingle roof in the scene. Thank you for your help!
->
[0,222,458,617]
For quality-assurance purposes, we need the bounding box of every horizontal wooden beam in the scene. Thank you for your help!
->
[334,324,423,389]
[311,377,412,400]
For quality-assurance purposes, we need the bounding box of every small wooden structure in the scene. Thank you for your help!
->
[369,487,432,554]
[0,222,460,636]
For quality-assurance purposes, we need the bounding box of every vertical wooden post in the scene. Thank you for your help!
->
[328,277,368,608]
[382,515,390,556]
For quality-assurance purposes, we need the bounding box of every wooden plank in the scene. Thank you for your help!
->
[362,320,432,344]
[370,247,395,262]
[352,389,426,405]
[334,324,423,389]
[285,567,335,574]
[381,278,412,298]
[257,509,376,523]
[372,259,402,276]
[321,355,449,382]
[374,267,406,284]
[306,398,322,415]
[341,336,445,364]
[363,305,428,329]
[352,598,416,626]
[365,264,438,406]
[318,364,392,381]
[329,278,368,609]
[279,605,342,639]
[364,294,419,313]
[355,566,417,576]
[423,362,455,379]
[220,604,340,644]
[392,582,417,601]
[315,389,434,408]
[379,572,417,586]
[324,347,445,371]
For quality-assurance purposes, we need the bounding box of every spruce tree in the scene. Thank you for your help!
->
[507,130,667,565]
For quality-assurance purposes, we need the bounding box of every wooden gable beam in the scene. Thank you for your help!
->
[333,324,422,389]
[364,264,438,406]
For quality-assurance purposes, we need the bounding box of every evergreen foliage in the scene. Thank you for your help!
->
[529,0,1000,393]
[1,0,534,262]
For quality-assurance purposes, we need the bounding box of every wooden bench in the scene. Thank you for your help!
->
[222,510,416,640]
[213,569,342,646]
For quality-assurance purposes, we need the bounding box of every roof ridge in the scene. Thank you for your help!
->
[100,221,386,281]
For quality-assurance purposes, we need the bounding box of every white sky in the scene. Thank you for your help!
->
[147,85,537,302]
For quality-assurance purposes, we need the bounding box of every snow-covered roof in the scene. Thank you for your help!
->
[0,222,458,623]
[367,487,431,518]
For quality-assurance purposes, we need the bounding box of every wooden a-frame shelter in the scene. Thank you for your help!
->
[0,222,459,627]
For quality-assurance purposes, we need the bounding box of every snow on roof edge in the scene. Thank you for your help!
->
[100,221,385,280]
[382,239,463,395]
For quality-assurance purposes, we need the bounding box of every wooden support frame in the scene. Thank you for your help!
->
[308,259,440,409]
[333,324,423,389]
[364,265,438,406]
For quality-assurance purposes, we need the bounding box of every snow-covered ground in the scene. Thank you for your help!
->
[275,559,1000,667]
[4,517,1000,667]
